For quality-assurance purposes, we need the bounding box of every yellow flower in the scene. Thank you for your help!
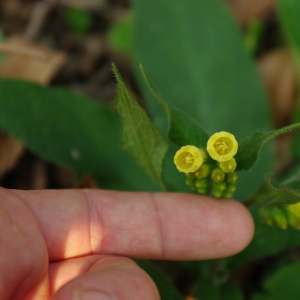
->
[174,145,204,173]
[287,202,300,218]
[207,131,238,162]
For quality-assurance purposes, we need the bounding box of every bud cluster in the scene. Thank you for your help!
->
[260,203,300,230]
[174,131,239,198]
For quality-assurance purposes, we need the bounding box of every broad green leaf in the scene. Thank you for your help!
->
[0,79,158,191]
[135,260,184,300]
[140,65,209,148]
[227,205,300,271]
[236,123,300,171]
[246,174,300,206]
[132,0,273,199]
[278,0,300,157]
[251,260,300,300]
[113,64,168,190]
[277,0,300,68]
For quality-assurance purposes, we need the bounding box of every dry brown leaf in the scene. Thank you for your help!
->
[258,48,298,128]
[225,0,274,25]
[0,36,67,84]
[0,131,24,178]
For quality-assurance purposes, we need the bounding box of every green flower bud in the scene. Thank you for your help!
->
[226,172,238,184]
[185,177,196,187]
[215,182,227,191]
[259,207,273,226]
[195,178,209,188]
[211,168,225,183]
[198,187,208,195]
[271,207,288,230]
[213,189,223,198]
[194,164,211,179]
[226,184,236,193]
[223,191,233,198]
[219,158,237,173]
[186,173,196,179]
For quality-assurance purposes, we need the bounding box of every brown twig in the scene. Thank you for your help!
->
[24,0,60,40]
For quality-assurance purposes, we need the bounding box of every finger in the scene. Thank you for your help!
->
[0,188,48,300]
[12,189,254,261]
[50,255,159,300]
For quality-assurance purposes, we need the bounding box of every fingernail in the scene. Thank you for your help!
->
[74,288,111,300]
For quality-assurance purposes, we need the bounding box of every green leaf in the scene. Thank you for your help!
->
[277,0,300,65]
[135,260,184,300]
[236,123,300,171]
[132,0,273,199]
[113,64,168,190]
[278,0,300,158]
[140,65,209,148]
[0,79,158,191]
[251,260,300,300]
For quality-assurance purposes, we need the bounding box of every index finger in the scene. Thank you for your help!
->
[12,189,254,261]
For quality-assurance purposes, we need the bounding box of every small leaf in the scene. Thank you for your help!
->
[135,260,184,300]
[140,65,209,148]
[113,64,168,190]
[236,123,300,171]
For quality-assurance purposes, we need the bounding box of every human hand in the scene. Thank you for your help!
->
[0,188,253,300]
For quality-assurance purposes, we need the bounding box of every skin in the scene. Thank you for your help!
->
[0,187,254,300]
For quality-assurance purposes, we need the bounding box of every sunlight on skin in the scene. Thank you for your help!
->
[0,188,254,300]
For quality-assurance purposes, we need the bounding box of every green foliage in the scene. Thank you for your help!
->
[113,64,168,190]
[132,0,271,139]
[277,0,300,60]
[132,0,273,199]
[236,123,300,171]
[135,260,185,300]
[279,0,300,158]
[0,79,157,191]
[64,7,93,34]
[107,14,133,54]
[251,260,300,300]
[1,0,300,297]
[140,65,209,148]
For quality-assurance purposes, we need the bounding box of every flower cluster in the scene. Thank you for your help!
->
[174,131,239,198]
[260,203,300,230]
